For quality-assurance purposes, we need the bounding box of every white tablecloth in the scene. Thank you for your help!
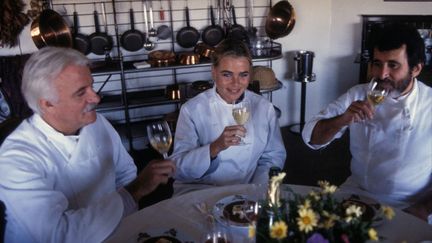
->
[105,184,432,243]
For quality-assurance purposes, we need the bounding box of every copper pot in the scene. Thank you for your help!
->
[178,52,200,65]
[30,9,72,49]
[194,43,215,59]
[265,1,296,40]
[148,50,176,67]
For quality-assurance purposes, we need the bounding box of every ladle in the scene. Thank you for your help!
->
[148,1,157,37]
[143,1,155,50]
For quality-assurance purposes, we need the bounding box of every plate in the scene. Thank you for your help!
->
[136,228,194,243]
[338,193,383,226]
[212,194,256,228]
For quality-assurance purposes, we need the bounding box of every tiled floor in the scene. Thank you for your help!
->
[133,125,352,207]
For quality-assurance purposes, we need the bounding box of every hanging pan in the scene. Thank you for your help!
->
[72,5,91,55]
[265,0,296,39]
[120,3,145,52]
[89,2,113,55]
[30,9,72,48]
[226,5,248,42]
[176,6,199,48]
[201,5,224,46]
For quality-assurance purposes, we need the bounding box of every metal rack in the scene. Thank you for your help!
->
[52,0,283,151]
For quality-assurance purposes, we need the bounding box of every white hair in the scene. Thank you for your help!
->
[21,47,89,114]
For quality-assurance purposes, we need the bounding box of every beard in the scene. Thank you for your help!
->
[375,72,413,98]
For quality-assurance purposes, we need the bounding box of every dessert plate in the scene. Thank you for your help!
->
[212,194,256,228]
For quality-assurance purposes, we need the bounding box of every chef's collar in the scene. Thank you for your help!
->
[214,89,245,105]
[234,93,245,104]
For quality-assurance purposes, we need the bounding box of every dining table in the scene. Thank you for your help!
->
[105,183,432,243]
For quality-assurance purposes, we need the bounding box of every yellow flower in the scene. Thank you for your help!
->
[270,220,288,240]
[299,199,311,210]
[318,180,329,188]
[297,208,318,233]
[317,180,337,194]
[346,205,363,218]
[248,224,256,239]
[308,191,321,201]
[320,211,339,229]
[381,206,395,220]
[368,228,379,241]
[323,184,337,194]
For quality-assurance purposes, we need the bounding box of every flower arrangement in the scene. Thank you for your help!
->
[249,174,395,243]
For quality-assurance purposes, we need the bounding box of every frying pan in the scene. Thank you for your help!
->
[201,5,224,47]
[30,9,72,48]
[72,9,91,55]
[89,3,113,55]
[265,0,296,39]
[226,5,248,42]
[176,7,199,48]
[120,8,145,52]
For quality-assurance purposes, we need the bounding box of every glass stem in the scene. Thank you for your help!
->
[163,153,168,159]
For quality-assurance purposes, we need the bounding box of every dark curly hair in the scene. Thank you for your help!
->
[369,23,425,69]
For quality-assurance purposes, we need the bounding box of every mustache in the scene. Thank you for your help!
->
[375,78,395,89]
[83,103,98,113]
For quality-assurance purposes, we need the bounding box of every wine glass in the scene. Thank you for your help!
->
[366,78,388,107]
[232,100,251,145]
[146,120,172,159]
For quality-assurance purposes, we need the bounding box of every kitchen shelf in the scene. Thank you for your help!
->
[78,0,284,151]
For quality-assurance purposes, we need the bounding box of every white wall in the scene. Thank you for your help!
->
[1,0,431,127]
[272,0,431,127]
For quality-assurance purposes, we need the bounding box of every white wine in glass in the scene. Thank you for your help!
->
[232,101,250,125]
[232,100,251,145]
[367,78,388,106]
[146,120,172,159]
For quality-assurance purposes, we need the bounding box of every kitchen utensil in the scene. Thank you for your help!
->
[72,5,91,54]
[143,1,156,51]
[30,9,72,49]
[178,52,200,65]
[148,50,176,67]
[226,5,248,42]
[176,7,200,48]
[120,3,145,52]
[265,0,296,39]
[201,5,224,46]
[246,0,257,40]
[159,0,165,20]
[148,1,157,37]
[194,42,215,59]
[89,3,113,55]
[157,24,171,40]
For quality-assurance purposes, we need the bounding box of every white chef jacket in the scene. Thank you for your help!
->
[302,79,432,208]
[0,113,137,243]
[171,87,286,187]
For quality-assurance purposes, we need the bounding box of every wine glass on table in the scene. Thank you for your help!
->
[146,120,172,159]
[232,100,251,145]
